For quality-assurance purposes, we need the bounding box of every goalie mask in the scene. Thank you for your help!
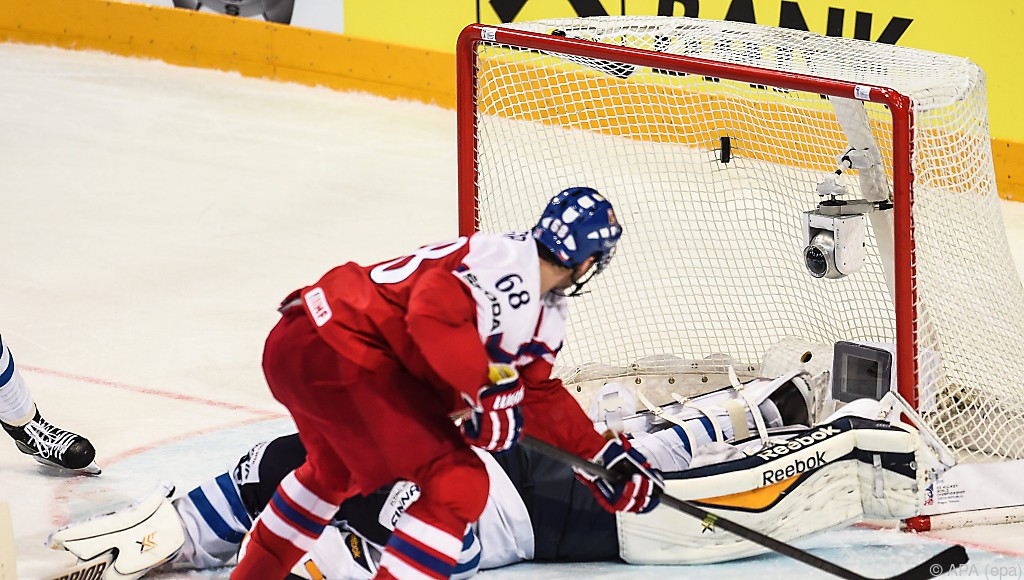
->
[533,187,623,296]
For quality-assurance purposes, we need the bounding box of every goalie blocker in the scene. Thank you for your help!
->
[47,483,184,580]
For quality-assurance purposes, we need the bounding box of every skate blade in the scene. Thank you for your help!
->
[33,456,102,475]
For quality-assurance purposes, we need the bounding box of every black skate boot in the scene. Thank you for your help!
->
[2,409,100,474]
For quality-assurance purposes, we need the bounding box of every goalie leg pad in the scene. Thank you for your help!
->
[48,483,185,580]
[617,417,927,565]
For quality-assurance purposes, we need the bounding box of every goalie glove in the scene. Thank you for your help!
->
[48,482,184,580]
[575,434,665,514]
[460,364,524,452]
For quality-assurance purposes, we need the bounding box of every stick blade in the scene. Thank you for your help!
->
[888,545,969,580]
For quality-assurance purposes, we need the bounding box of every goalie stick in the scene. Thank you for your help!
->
[520,434,968,580]
[1,507,113,580]
[39,551,112,580]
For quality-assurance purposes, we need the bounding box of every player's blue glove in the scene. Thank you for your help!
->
[575,434,664,514]
[460,364,524,452]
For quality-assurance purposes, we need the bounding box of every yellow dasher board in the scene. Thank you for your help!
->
[344,0,1021,143]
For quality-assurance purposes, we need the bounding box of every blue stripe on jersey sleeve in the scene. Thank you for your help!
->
[187,487,245,544]
[670,425,692,455]
[697,416,717,441]
[0,349,14,387]
[453,552,481,579]
[453,528,481,577]
[215,473,252,527]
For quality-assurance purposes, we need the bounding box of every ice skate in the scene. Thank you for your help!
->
[2,409,100,474]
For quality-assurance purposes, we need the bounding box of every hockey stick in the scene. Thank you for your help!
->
[520,435,968,580]
[39,552,112,580]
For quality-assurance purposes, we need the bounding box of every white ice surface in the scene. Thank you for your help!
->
[1,42,1024,579]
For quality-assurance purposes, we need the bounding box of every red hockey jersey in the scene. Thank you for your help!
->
[298,232,605,458]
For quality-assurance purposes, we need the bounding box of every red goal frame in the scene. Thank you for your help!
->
[454,23,919,408]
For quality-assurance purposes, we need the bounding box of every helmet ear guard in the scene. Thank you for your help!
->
[533,186,623,296]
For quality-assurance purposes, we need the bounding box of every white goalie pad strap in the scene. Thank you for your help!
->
[587,382,638,434]
[731,370,772,443]
[636,388,701,451]
[48,483,185,580]
[640,369,800,447]
[629,371,809,472]
[606,368,806,440]
[659,369,804,434]
[670,395,725,442]
[617,417,927,565]
[720,399,750,440]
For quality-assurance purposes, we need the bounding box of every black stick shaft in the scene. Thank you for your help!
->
[519,435,967,580]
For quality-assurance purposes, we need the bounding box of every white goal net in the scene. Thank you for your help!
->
[456,16,1024,461]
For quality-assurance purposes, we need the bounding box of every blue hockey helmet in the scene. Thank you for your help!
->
[533,187,622,276]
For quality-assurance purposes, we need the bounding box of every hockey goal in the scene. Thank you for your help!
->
[456,17,1024,521]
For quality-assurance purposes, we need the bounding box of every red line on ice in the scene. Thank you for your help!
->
[21,364,282,418]
[21,366,288,528]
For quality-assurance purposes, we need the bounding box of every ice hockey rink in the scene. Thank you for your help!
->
[3,41,1024,579]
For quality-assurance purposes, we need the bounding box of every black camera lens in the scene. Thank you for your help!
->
[804,245,828,278]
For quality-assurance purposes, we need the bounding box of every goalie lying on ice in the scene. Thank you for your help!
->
[48,371,934,579]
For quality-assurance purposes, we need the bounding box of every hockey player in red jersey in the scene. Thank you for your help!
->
[231,187,664,580]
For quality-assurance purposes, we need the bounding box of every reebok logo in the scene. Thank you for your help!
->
[761,450,826,485]
[343,533,372,575]
[755,426,840,460]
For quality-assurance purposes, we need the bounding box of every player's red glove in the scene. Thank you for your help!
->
[460,364,524,452]
[574,434,664,514]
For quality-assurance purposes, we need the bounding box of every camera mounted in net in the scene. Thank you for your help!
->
[802,173,892,279]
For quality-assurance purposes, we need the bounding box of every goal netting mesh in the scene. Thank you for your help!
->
[459,16,1024,461]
